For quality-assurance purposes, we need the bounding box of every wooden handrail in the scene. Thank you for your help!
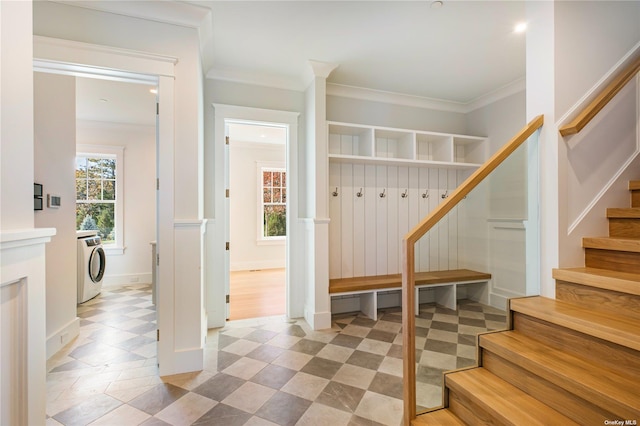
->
[559,55,640,137]
[401,114,544,425]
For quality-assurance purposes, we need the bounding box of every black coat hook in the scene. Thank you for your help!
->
[356,188,363,198]
[401,189,408,198]
[332,187,338,197]
[422,189,429,199]
[379,188,386,198]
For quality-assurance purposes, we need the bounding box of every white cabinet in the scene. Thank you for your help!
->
[328,122,487,169]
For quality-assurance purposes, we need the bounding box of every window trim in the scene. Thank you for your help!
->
[76,144,125,255]
[256,161,286,244]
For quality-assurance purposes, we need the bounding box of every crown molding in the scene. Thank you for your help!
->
[465,77,526,113]
[49,0,214,74]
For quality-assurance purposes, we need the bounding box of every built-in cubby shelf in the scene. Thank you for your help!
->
[328,121,487,169]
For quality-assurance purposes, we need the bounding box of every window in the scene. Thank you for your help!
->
[261,167,286,240]
[76,145,124,254]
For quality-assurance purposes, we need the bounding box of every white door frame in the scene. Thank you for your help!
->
[33,36,178,375]
[209,104,302,327]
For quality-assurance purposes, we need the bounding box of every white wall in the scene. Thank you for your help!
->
[0,0,34,230]
[33,72,80,359]
[554,1,640,118]
[76,120,156,286]
[229,141,286,271]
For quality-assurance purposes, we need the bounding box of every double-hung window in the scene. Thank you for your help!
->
[260,167,286,240]
[75,145,124,254]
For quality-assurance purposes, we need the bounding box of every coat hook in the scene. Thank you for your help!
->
[379,188,386,198]
[441,190,448,199]
[422,189,429,199]
[332,187,338,197]
[401,189,408,198]
[356,188,363,198]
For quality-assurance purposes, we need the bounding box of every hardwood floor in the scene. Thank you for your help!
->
[229,268,285,320]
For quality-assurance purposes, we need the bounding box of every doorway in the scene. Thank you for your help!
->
[227,121,287,321]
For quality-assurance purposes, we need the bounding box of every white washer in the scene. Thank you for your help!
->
[77,234,106,303]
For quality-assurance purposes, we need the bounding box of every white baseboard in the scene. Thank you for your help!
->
[230,260,285,271]
[103,273,152,287]
[304,306,332,330]
[489,293,508,311]
[47,317,80,359]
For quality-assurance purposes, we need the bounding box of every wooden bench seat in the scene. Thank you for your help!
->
[330,269,491,320]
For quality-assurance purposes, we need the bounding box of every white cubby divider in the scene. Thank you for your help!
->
[328,121,487,169]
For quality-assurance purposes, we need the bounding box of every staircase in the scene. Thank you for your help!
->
[414,181,640,425]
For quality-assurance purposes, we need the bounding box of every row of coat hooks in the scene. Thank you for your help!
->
[331,188,458,199]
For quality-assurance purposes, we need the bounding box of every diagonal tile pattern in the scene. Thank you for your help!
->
[46,284,506,425]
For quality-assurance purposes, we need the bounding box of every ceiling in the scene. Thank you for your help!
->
[70,1,529,125]
[76,77,157,126]
[201,1,527,104]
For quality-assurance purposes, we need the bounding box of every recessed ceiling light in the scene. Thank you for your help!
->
[514,22,527,33]
[150,88,158,94]
[260,134,266,138]
[99,98,108,103]
[430,1,444,9]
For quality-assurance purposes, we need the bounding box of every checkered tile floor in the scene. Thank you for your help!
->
[46,284,506,426]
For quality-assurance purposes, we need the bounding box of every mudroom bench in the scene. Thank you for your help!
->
[329,269,491,320]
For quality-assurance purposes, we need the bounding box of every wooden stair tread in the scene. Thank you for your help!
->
[480,331,640,418]
[552,267,640,296]
[629,181,640,190]
[413,409,465,425]
[510,296,640,351]
[583,236,640,253]
[446,368,578,425]
[607,207,640,218]
[329,269,490,293]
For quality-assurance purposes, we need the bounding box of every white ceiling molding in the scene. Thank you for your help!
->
[51,0,213,74]
[327,78,526,114]
[465,77,527,113]
[304,60,340,88]
[326,83,468,113]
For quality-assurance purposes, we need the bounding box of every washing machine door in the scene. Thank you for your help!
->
[89,246,106,283]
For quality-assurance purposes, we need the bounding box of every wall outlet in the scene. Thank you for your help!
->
[60,332,69,345]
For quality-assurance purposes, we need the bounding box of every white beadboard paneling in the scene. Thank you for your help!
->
[408,167,421,270]
[341,163,354,277]
[376,165,389,275]
[329,162,342,279]
[387,166,399,275]
[364,164,377,276]
[448,169,459,269]
[438,169,450,270]
[428,168,440,270]
[418,168,430,272]
[353,164,366,277]
[397,167,410,272]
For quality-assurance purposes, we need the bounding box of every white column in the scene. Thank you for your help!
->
[526,1,559,299]
[304,61,338,329]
